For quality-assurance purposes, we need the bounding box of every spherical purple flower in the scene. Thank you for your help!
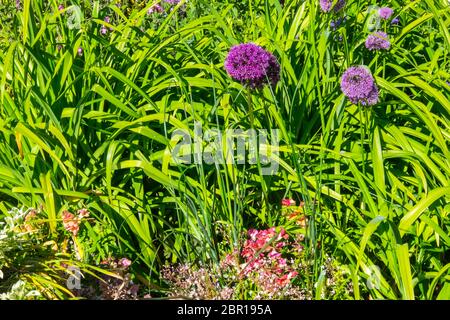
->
[320,0,333,12]
[378,7,394,20]
[320,0,345,13]
[365,31,390,51]
[340,66,379,106]
[224,43,280,89]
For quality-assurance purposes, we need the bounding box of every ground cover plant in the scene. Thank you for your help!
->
[0,0,449,300]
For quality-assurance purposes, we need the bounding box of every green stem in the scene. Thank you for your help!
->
[359,105,367,211]
[247,88,255,129]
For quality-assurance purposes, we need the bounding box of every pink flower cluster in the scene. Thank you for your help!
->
[62,209,90,236]
[281,198,296,206]
[240,228,298,290]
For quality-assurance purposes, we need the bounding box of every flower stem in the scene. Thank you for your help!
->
[359,105,366,211]
[247,88,255,129]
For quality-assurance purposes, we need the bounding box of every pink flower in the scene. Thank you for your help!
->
[248,229,258,241]
[62,210,80,236]
[281,198,296,206]
[78,208,90,219]
[25,209,37,221]
[268,250,281,260]
[119,258,132,268]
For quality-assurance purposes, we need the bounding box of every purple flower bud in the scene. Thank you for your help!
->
[391,17,400,25]
[77,47,83,56]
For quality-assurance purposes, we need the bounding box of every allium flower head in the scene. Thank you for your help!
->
[340,66,379,106]
[378,7,394,20]
[320,0,345,13]
[365,31,390,51]
[224,43,280,89]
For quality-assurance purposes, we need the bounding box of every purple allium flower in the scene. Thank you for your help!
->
[365,31,390,51]
[77,47,83,56]
[100,26,108,35]
[224,43,280,89]
[104,16,111,23]
[378,7,394,20]
[148,4,164,14]
[340,66,379,106]
[320,0,345,13]
[391,16,400,25]
[319,0,333,12]
[58,4,64,11]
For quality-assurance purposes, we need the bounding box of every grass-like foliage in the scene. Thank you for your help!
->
[0,0,449,299]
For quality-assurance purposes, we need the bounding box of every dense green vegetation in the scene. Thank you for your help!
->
[0,0,449,300]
